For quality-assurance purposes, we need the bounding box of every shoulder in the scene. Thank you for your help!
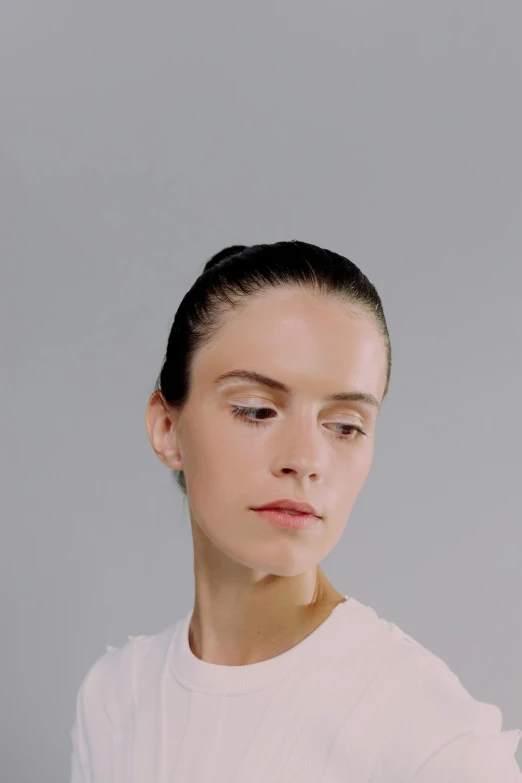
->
[334,610,521,780]
[70,626,178,777]
[76,626,171,722]
[400,651,522,781]
[367,612,508,735]
[407,728,522,782]
[76,634,142,730]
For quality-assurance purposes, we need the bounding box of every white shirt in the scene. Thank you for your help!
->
[70,595,522,782]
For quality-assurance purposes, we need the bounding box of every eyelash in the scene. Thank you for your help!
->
[230,405,366,441]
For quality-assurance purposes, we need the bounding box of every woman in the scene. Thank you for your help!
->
[70,241,521,781]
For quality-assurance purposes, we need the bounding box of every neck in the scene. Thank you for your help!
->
[188,565,346,666]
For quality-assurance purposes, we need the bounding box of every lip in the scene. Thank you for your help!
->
[251,498,321,517]
[253,508,320,530]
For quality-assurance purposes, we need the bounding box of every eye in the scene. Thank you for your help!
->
[230,405,366,440]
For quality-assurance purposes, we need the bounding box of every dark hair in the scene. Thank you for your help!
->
[153,240,392,496]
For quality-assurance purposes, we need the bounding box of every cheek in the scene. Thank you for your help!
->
[190,420,255,487]
[350,448,374,490]
[330,443,374,488]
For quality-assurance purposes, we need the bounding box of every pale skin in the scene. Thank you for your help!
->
[145,286,387,666]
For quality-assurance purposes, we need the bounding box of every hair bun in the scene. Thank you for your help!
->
[203,245,248,274]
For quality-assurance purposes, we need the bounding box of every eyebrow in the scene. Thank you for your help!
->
[213,369,381,410]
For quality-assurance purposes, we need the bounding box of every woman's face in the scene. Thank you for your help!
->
[151,286,387,579]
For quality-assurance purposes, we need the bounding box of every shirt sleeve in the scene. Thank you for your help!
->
[70,710,91,783]
[69,679,93,783]
[69,645,119,783]
[409,729,522,782]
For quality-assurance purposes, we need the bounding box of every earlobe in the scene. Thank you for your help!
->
[145,392,183,468]
[162,422,183,468]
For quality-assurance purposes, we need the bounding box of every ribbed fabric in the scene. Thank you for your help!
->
[70,595,522,782]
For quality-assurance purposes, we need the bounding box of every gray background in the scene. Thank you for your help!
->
[1,1,521,779]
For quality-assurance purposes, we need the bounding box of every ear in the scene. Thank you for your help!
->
[145,392,183,470]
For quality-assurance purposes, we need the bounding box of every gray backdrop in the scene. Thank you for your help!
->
[1,2,521,779]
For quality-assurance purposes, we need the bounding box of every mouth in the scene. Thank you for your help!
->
[263,508,306,515]
[252,507,321,529]
[252,499,320,517]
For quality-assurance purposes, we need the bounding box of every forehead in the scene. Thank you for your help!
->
[218,288,377,345]
[193,288,386,400]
